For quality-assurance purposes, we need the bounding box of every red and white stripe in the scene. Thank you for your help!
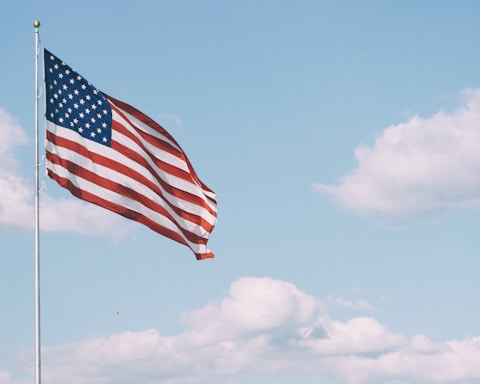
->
[45,95,217,260]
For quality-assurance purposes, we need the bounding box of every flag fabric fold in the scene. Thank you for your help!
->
[43,48,217,260]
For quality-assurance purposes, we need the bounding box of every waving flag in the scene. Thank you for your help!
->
[44,48,217,260]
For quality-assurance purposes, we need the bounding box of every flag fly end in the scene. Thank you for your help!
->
[197,252,215,260]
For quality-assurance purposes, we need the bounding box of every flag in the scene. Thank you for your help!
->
[43,48,217,260]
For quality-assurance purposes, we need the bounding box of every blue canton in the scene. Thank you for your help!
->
[45,49,112,146]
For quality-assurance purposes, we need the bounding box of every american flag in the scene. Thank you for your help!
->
[44,48,217,260]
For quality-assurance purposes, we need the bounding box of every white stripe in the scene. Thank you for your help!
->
[46,140,216,234]
[47,121,217,214]
[112,108,192,174]
[108,97,183,153]
[111,104,216,201]
[47,160,212,255]
[112,109,217,211]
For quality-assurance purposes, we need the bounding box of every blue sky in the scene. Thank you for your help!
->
[2,1,480,383]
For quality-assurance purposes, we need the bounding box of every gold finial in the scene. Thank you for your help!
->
[33,20,41,28]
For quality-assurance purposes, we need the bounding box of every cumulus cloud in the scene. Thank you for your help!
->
[326,295,372,310]
[180,277,320,343]
[0,108,31,229]
[0,107,135,241]
[3,277,480,384]
[315,88,480,220]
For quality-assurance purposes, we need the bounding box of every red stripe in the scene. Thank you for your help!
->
[46,131,216,232]
[47,169,189,247]
[49,164,214,260]
[112,118,198,186]
[110,119,217,217]
[108,95,216,197]
[47,149,210,245]
[110,101,186,160]
[196,252,214,260]
[108,97,217,208]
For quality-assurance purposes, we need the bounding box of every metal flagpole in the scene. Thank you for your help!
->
[33,19,42,384]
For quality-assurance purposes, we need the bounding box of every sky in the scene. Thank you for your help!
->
[1,1,480,383]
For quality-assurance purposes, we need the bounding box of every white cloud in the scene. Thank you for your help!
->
[320,336,480,384]
[39,194,137,242]
[180,277,321,343]
[158,113,183,128]
[3,277,480,384]
[0,107,135,241]
[0,108,32,230]
[315,88,480,220]
[326,295,373,310]
[0,108,28,167]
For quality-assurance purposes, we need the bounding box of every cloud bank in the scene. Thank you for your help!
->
[0,107,135,241]
[4,277,480,384]
[315,89,480,220]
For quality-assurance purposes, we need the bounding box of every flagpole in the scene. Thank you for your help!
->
[33,19,42,384]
